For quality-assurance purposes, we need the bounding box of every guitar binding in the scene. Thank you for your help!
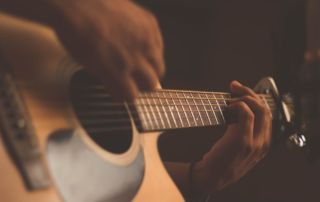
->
[0,64,49,190]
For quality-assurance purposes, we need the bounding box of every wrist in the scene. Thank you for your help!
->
[191,160,222,196]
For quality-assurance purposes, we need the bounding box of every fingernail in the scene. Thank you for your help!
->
[231,80,242,87]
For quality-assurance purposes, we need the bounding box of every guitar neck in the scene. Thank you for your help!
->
[133,89,276,132]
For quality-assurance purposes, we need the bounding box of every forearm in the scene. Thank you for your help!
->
[0,0,66,27]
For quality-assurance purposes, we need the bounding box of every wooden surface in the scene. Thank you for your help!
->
[0,13,184,202]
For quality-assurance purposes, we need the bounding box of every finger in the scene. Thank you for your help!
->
[227,101,254,144]
[146,47,166,78]
[142,30,165,78]
[238,96,272,159]
[234,96,271,138]
[100,70,139,101]
[132,57,159,91]
[140,13,165,77]
[230,81,259,100]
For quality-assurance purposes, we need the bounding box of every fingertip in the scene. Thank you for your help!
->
[104,75,139,102]
[157,61,166,78]
[230,80,243,93]
[230,80,242,88]
[154,53,166,78]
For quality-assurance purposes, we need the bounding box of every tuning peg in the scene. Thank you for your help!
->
[287,133,307,148]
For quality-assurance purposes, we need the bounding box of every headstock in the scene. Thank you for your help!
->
[254,78,306,149]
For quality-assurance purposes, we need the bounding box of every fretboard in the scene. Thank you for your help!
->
[133,89,276,132]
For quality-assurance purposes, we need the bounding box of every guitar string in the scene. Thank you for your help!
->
[73,95,274,102]
[78,109,277,125]
[75,105,277,116]
[73,107,277,126]
[73,99,275,106]
[72,97,276,106]
[73,85,274,97]
[70,87,277,132]
[34,105,277,132]
[73,100,277,124]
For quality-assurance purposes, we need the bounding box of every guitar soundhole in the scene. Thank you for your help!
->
[70,70,133,154]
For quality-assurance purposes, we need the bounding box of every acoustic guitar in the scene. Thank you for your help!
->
[0,13,297,202]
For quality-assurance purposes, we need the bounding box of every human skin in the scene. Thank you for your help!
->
[0,0,272,197]
[0,0,165,101]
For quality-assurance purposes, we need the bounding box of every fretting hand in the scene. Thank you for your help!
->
[51,0,165,100]
[192,81,272,194]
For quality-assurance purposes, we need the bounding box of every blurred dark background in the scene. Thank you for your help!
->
[136,0,320,202]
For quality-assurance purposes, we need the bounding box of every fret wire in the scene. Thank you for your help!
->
[134,100,148,130]
[170,92,184,127]
[137,97,152,130]
[148,97,162,130]
[79,107,277,128]
[153,95,166,129]
[74,102,277,108]
[163,92,177,128]
[156,92,171,129]
[74,84,274,99]
[142,97,157,130]
[191,92,205,126]
[183,92,197,126]
[205,93,218,125]
[78,85,273,98]
[221,94,229,120]
[83,118,219,133]
[198,93,212,125]
[213,94,226,123]
[141,114,213,127]
[75,94,274,102]
[77,102,229,107]
[176,92,189,127]
[76,85,231,95]
[76,107,277,117]
[74,109,278,132]
[77,90,272,101]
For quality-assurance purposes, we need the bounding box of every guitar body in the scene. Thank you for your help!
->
[0,13,184,202]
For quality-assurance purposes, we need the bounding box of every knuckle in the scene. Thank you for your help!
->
[246,111,255,122]
[241,141,255,156]
[243,86,253,94]
[145,11,159,27]
[262,107,272,121]
[238,101,255,121]
[238,101,247,110]
[262,106,270,115]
